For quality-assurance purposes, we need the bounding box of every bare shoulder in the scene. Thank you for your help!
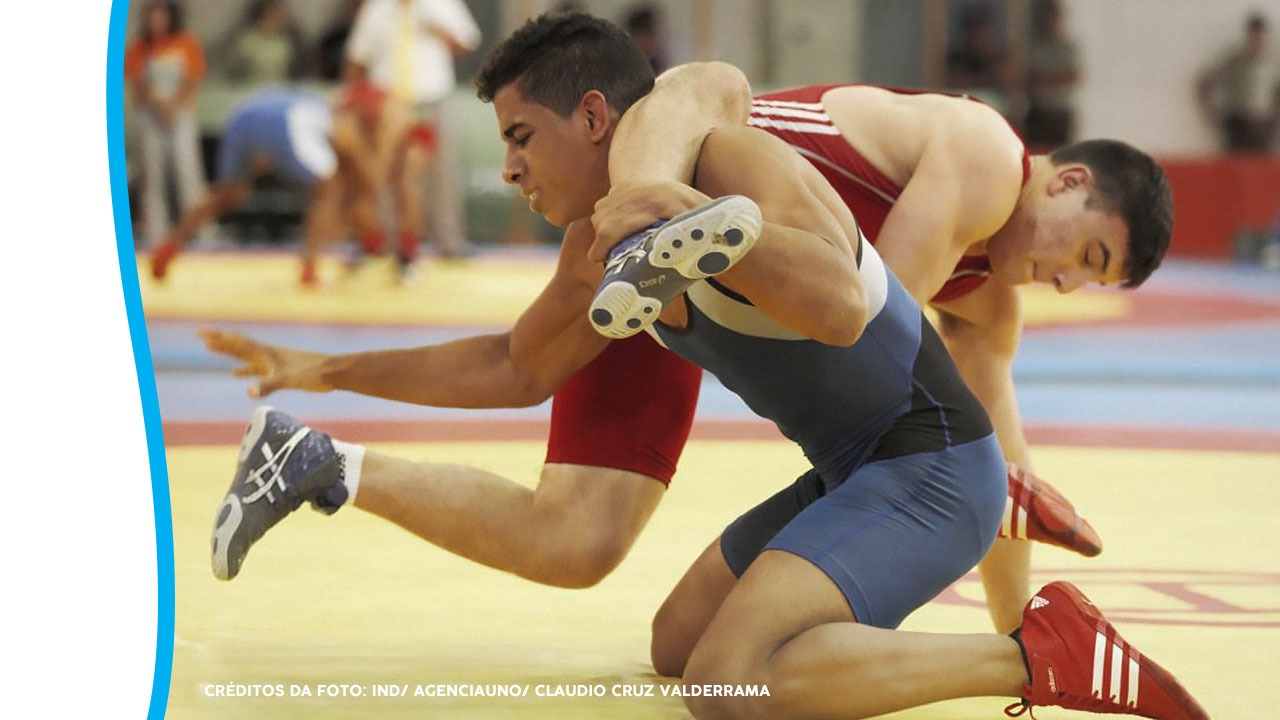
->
[703,124,797,160]
[822,86,1024,190]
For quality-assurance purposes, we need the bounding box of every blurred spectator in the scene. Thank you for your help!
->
[345,0,482,269]
[624,4,667,74]
[1023,0,1081,149]
[149,85,401,287]
[221,0,306,88]
[313,0,365,82]
[1197,11,1280,154]
[124,0,208,247]
[946,3,1011,106]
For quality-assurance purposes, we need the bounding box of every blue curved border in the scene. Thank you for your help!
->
[106,1,174,718]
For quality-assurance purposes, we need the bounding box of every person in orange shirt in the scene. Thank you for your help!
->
[124,0,208,247]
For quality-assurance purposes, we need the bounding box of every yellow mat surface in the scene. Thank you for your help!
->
[166,439,1272,719]
[137,252,1129,328]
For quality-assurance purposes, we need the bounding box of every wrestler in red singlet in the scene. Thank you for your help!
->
[749,84,1031,304]
[547,85,1028,486]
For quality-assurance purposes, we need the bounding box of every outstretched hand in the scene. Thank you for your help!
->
[198,328,335,398]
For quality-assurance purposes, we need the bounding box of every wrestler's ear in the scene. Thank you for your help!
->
[1050,164,1092,195]
[581,90,611,142]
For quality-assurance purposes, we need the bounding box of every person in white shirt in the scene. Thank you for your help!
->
[345,0,482,271]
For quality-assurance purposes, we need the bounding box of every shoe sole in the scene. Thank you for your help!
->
[589,195,762,339]
[647,195,760,278]
[212,406,274,581]
[591,281,665,338]
[211,494,246,581]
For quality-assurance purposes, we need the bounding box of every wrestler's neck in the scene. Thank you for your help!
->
[975,156,1051,258]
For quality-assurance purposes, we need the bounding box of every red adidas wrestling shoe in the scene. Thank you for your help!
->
[999,462,1103,557]
[1006,581,1209,719]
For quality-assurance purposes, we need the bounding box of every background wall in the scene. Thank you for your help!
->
[1071,0,1280,156]
[126,0,1280,154]
[123,0,1278,255]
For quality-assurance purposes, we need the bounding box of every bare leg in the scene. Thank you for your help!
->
[699,141,871,345]
[150,180,253,280]
[353,455,665,588]
[592,127,872,346]
[650,537,738,677]
[391,140,430,263]
[682,550,1024,720]
[166,181,252,248]
[300,175,345,262]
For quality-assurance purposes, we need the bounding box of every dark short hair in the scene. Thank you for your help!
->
[140,0,185,42]
[1050,140,1173,288]
[475,12,656,118]
[1247,12,1268,33]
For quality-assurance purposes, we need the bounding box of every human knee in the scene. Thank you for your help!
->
[541,533,628,588]
[681,659,777,720]
[527,465,662,587]
[400,143,432,178]
[526,514,632,588]
[808,293,867,347]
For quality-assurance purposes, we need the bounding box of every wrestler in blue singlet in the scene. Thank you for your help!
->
[653,237,1006,629]
[217,87,337,186]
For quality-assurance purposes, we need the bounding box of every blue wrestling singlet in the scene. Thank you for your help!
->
[652,238,1006,628]
[216,87,337,185]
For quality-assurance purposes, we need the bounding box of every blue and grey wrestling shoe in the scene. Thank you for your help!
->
[211,406,348,581]
[588,195,763,339]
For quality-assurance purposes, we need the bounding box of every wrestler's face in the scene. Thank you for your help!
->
[493,85,611,227]
[989,164,1130,293]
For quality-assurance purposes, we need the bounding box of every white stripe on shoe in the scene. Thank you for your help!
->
[1092,629,1140,708]
[1002,496,1028,540]
[1092,630,1108,699]
[243,428,310,505]
[1129,652,1140,707]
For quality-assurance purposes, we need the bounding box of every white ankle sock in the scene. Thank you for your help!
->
[331,440,365,505]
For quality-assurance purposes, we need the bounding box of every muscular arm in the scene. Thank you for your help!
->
[205,223,610,407]
[874,155,1017,305]
[936,264,1036,635]
[931,282,1033,469]
[591,62,752,258]
[861,96,1024,306]
[608,61,752,186]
